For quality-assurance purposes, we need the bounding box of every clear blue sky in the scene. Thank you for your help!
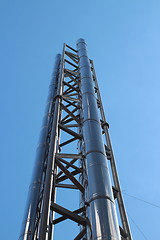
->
[0,1,160,239]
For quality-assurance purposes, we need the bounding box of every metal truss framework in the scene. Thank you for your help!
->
[19,40,132,240]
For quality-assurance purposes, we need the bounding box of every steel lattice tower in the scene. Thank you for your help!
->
[19,39,132,240]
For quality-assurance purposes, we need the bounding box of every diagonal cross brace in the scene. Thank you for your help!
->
[61,107,78,123]
[65,59,78,70]
[63,81,79,93]
[60,103,80,124]
[56,169,81,183]
[65,51,79,64]
[62,98,80,110]
[59,123,81,139]
[50,203,86,226]
[57,157,82,172]
[56,158,78,178]
[56,158,84,193]
[74,228,86,240]
[59,137,77,148]
[65,45,78,53]
[52,206,86,225]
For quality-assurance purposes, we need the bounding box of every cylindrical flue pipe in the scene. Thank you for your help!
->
[19,54,61,240]
[77,39,121,240]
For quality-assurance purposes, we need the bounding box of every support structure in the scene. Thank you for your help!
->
[19,39,132,240]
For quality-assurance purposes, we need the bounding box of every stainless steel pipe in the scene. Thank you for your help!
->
[77,39,121,240]
[19,54,61,240]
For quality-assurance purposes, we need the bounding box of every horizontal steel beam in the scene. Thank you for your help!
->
[55,183,78,189]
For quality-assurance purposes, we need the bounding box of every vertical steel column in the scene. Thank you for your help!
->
[38,46,65,240]
[19,54,61,240]
[77,39,121,240]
